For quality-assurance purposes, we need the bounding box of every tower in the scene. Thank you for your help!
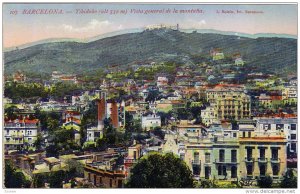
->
[97,92,106,138]
[111,100,119,128]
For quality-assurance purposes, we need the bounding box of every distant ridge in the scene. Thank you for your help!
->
[4,28,297,77]
[4,28,296,52]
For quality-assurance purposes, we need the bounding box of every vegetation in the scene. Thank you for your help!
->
[126,152,194,188]
[4,82,81,102]
[280,169,297,188]
[5,160,31,188]
[257,175,273,188]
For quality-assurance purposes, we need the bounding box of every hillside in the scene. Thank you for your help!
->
[4,29,297,76]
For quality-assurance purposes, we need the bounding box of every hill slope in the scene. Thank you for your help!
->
[4,29,297,76]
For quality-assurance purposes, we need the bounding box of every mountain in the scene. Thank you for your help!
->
[4,29,297,76]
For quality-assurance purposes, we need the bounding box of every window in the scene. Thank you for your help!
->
[271,148,278,160]
[180,154,184,161]
[218,165,222,175]
[291,134,296,140]
[259,148,266,160]
[276,124,284,130]
[291,143,296,151]
[233,133,237,138]
[231,166,237,178]
[133,151,137,160]
[223,166,227,177]
[272,165,279,176]
[246,148,253,160]
[194,152,200,162]
[117,180,122,188]
[231,150,237,162]
[219,150,225,162]
[259,165,266,176]
[205,166,211,179]
[248,131,251,138]
[243,131,245,138]
[205,153,210,163]
[110,179,112,188]
[291,124,296,130]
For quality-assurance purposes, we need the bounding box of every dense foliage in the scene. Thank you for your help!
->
[126,152,194,188]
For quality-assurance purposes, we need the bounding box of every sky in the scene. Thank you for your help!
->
[3,3,298,48]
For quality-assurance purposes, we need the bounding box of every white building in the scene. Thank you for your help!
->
[141,114,161,131]
[157,76,168,86]
[86,126,103,142]
[201,105,217,126]
[4,118,40,150]
[255,117,297,156]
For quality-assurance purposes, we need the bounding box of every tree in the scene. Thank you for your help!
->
[34,133,43,151]
[33,173,48,188]
[49,170,67,188]
[126,153,194,188]
[257,175,273,188]
[280,169,297,188]
[46,144,60,158]
[66,159,84,178]
[5,160,31,188]
[4,106,19,120]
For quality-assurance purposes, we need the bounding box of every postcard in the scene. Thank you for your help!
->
[2,2,298,191]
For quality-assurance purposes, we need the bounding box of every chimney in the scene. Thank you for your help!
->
[111,101,119,128]
[97,92,106,138]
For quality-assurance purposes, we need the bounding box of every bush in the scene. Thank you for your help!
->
[257,176,273,188]
[280,169,297,188]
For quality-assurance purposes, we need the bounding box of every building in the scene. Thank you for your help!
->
[235,58,244,66]
[86,92,106,142]
[83,150,125,188]
[62,110,81,131]
[239,135,287,183]
[157,76,168,87]
[4,118,40,150]
[106,100,125,129]
[201,105,217,126]
[206,85,251,120]
[141,114,161,131]
[124,142,143,178]
[13,71,26,82]
[184,137,213,180]
[255,117,297,158]
[282,85,297,105]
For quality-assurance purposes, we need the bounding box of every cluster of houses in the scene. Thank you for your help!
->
[4,55,298,188]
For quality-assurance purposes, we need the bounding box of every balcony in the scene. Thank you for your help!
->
[214,159,238,164]
[270,158,280,163]
[124,158,137,164]
[258,157,268,163]
[245,157,254,163]
[191,160,201,165]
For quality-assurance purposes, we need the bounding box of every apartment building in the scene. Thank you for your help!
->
[4,118,40,151]
[239,135,287,182]
[206,84,251,120]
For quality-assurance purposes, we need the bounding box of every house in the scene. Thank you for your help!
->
[239,135,287,183]
[141,114,161,131]
[235,58,244,66]
[124,142,143,178]
[4,118,40,151]
[201,105,217,126]
[157,76,168,87]
[13,71,26,82]
[83,150,125,188]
